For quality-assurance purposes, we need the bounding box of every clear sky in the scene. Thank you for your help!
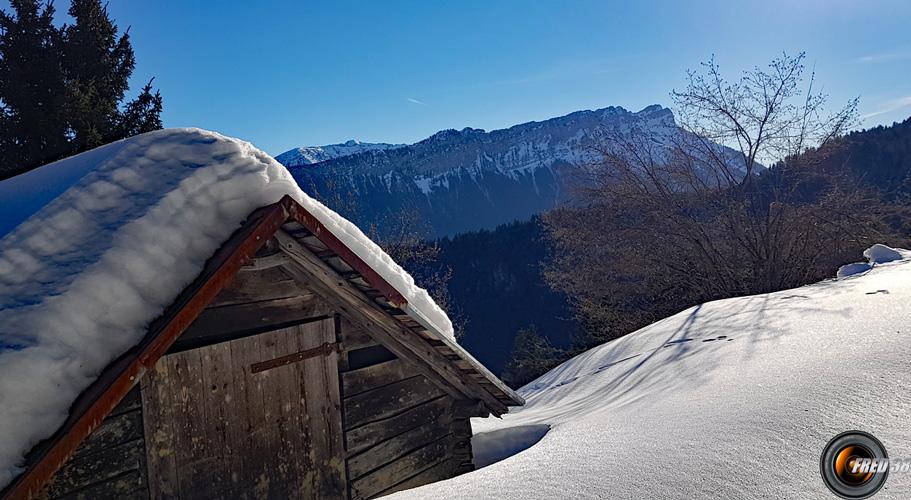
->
[32,0,911,155]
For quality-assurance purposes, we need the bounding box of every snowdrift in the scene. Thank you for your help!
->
[837,243,906,277]
[0,129,454,487]
[395,246,911,499]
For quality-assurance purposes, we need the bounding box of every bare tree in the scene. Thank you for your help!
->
[673,52,857,181]
[545,53,893,346]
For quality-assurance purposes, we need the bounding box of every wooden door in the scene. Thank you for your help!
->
[141,319,347,499]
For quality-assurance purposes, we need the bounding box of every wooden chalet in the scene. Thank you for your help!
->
[2,195,523,500]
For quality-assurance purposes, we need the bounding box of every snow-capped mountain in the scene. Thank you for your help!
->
[278,105,724,237]
[274,140,405,167]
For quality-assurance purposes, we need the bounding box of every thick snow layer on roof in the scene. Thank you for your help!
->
[394,246,911,499]
[0,128,454,487]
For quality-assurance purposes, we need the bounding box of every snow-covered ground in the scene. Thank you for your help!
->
[395,247,911,499]
[0,129,454,488]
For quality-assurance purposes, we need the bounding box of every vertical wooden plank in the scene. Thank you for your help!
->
[277,328,308,498]
[176,348,216,498]
[298,321,332,498]
[141,360,180,500]
[288,327,317,495]
[335,315,350,373]
[224,336,253,500]
[198,341,242,498]
[318,319,348,497]
[233,331,271,498]
[255,329,296,497]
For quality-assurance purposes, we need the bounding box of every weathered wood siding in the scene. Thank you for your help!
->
[171,265,333,352]
[337,320,474,499]
[141,319,347,499]
[38,255,479,500]
[38,387,149,499]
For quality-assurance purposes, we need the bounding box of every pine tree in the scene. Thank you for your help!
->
[116,79,163,138]
[0,0,163,179]
[0,0,69,178]
[63,0,137,152]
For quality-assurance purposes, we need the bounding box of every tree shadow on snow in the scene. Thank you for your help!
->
[517,284,855,422]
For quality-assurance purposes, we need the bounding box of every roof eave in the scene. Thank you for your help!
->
[402,303,525,407]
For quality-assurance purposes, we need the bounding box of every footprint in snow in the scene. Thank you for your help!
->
[702,335,729,343]
[553,377,578,388]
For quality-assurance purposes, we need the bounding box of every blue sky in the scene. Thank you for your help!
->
[36,0,911,154]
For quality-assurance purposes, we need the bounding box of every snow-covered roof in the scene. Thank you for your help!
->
[0,128,458,488]
[393,245,911,499]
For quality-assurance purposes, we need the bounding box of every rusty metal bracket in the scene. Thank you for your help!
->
[250,342,339,374]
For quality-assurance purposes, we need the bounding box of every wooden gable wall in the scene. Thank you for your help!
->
[35,253,478,500]
[337,319,474,499]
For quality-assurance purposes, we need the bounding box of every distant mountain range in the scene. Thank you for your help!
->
[275,105,714,237]
[274,140,404,167]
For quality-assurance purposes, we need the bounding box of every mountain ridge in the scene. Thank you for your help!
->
[276,105,686,236]
[274,139,405,167]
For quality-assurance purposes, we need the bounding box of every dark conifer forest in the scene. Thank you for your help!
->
[0,0,162,180]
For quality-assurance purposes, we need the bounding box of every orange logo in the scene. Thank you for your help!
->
[820,431,890,499]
